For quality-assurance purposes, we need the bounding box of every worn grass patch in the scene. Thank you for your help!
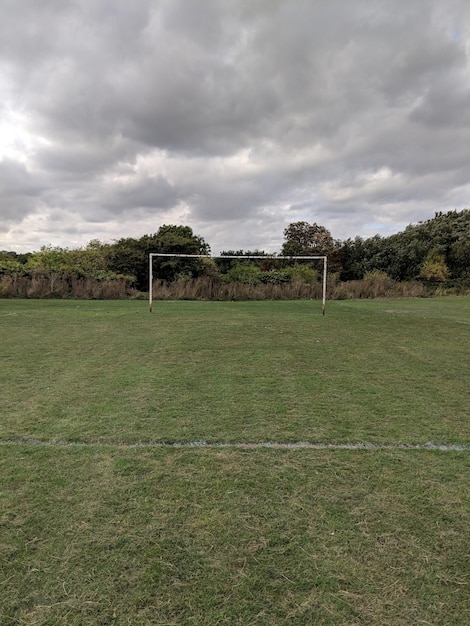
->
[1,446,469,625]
[1,297,469,444]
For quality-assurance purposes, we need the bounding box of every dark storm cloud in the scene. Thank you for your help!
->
[0,0,469,252]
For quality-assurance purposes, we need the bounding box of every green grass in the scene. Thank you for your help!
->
[0,298,469,444]
[1,446,469,625]
[1,298,469,624]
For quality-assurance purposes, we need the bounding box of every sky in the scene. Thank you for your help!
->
[1,0,469,255]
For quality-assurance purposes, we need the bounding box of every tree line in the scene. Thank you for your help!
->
[1,210,469,299]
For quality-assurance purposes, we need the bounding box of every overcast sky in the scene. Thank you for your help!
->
[1,0,469,254]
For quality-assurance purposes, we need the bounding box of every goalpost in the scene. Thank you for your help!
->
[149,253,328,315]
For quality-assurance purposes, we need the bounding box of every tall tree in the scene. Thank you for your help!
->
[282,221,335,257]
[107,225,211,289]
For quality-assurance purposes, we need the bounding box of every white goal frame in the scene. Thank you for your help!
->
[149,253,328,315]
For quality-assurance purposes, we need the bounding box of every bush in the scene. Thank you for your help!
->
[259,270,290,284]
[419,251,450,282]
[222,264,262,284]
[282,264,318,284]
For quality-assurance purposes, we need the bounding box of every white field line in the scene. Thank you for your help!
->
[0,439,469,451]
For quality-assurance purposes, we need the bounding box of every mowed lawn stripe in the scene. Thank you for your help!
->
[1,298,469,444]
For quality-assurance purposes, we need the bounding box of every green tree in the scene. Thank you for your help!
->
[107,225,211,290]
[338,235,390,280]
[0,251,29,275]
[344,210,470,281]
[68,241,130,281]
[24,246,72,292]
[25,246,70,273]
[282,221,335,257]
[0,255,25,275]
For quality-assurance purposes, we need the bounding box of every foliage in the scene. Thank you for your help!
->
[338,235,384,280]
[0,250,31,267]
[0,255,25,275]
[25,245,71,274]
[419,250,451,281]
[73,241,118,280]
[102,225,211,290]
[340,209,470,282]
[222,263,262,284]
[216,250,270,274]
[216,252,321,287]
[199,256,219,277]
[282,221,335,256]
[259,270,290,284]
[282,263,318,284]
[1,210,470,298]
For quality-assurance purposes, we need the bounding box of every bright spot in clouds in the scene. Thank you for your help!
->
[0,0,469,253]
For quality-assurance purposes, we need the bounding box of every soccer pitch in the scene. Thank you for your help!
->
[1,298,469,624]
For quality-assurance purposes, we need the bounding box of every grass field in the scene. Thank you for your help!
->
[1,297,469,624]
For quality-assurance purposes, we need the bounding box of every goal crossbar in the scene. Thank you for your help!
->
[149,253,327,315]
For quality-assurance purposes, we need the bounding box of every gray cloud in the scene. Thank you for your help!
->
[1,0,469,253]
[0,159,44,222]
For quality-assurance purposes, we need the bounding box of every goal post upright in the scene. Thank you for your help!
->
[149,252,153,313]
[149,253,327,314]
